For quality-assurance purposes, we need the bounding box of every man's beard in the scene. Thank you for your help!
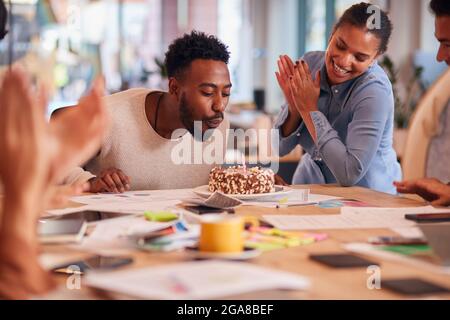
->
[179,93,223,141]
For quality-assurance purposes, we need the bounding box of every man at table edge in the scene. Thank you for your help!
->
[394,0,450,207]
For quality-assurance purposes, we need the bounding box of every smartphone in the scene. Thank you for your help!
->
[309,254,378,268]
[53,255,133,274]
[404,213,450,223]
[382,278,450,295]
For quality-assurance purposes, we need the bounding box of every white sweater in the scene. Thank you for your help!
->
[67,88,229,190]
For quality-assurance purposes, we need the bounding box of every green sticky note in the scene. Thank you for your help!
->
[245,241,285,251]
[381,245,431,256]
[144,211,178,222]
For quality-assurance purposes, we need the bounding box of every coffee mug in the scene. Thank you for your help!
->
[199,214,259,253]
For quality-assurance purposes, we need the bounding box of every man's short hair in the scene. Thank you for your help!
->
[430,0,450,17]
[164,30,230,78]
[0,0,7,40]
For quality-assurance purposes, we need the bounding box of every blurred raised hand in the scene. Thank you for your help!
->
[0,68,108,299]
[0,68,109,209]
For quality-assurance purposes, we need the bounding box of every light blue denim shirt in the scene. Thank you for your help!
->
[274,51,402,194]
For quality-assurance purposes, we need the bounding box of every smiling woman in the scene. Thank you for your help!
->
[274,2,402,194]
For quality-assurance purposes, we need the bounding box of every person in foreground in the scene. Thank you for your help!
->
[394,0,450,206]
[0,67,108,299]
[274,2,401,194]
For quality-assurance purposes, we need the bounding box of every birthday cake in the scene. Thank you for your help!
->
[208,166,276,195]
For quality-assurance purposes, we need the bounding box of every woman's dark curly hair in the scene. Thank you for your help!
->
[333,2,393,54]
[164,30,230,78]
[430,0,450,17]
[0,0,7,40]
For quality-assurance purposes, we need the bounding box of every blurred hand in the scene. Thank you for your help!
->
[0,69,108,202]
[0,68,50,200]
[44,183,89,209]
[49,77,108,181]
[0,67,108,299]
[394,178,450,206]
[89,167,131,193]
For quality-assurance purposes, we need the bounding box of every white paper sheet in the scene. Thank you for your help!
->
[242,192,342,208]
[85,260,310,299]
[52,189,195,215]
[71,189,194,205]
[263,206,450,230]
[88,216,174,240]
[71,216,175,254]
[341,205,450,217]
[47,189,341,216]
[46,199,182,216]
[391,227,424,238]
[44,205,92,217]
[86,200,181,214]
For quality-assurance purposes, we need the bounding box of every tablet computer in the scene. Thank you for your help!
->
[38,219,87,244]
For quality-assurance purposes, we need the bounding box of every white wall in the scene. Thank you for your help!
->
[384,0,444,99]
[265,0,299,113]
[420,0,439,53]
[385,0,421,68]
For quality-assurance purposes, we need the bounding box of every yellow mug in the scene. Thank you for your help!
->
[199,214,259,253]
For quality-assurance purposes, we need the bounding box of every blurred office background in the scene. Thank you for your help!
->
[0,0,447,182]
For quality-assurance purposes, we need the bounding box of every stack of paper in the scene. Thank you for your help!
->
[242,190,342,208]
[46,189,195,216]
[263,206,450,231]
[85,260,310,299]
[45,188,343,216]
[71,216,177,254]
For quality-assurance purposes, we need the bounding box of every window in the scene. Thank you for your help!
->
[305,0,327,52]
[335,0,362,18]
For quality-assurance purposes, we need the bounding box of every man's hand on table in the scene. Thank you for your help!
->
[89,167,131,193]
[394,178,450,206]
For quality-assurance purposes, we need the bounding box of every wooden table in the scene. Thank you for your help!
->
[45,185,450,300]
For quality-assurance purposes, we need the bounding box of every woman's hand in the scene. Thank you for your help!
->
[0,69,108,201]
[289,59,321,114]
[287,60,320,142]
[89,167,131,193]
[276,55,297,113]
[0,68,50,203]
[275,55,304,137]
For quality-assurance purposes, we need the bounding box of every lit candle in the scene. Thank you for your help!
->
[241,154,247,172]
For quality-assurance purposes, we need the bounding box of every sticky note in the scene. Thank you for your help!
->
[144,211,178,222]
